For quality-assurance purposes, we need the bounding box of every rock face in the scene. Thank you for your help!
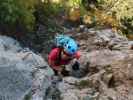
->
[58,28,133,100]
[0,27,133,100]
[0,36,54,100]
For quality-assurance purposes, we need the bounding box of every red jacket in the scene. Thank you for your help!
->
[48,48,80,70]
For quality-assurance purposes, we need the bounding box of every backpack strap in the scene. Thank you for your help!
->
[55,47,74,66]
[54,47,63,65]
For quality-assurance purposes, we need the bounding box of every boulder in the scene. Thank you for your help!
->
[0,36,54,100]
[62,28,133,100]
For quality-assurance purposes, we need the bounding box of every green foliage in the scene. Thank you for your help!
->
[95,0,133,35]
[64,0,86,14]
[82,0,98,10]
[2,0,132,39]
[42,0,86,17]
[96,0,133,20]
[75,80,90,89]
[0,0,88,34]
[0,0,37,33]
[24,92,32,100]
[0,0,18,24]
[81,0,133,38]
[121,17,133,36]
[65,0,82,7]
[43,2,63,16]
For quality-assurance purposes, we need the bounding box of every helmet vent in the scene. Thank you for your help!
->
[72,49,75,52]
[68,46,71,49]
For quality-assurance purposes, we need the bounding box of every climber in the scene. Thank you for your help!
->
[48,35,81,77]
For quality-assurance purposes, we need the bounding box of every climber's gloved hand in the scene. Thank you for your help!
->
[72,61,80,71]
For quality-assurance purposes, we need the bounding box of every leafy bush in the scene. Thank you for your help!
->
[38,0,64,17]
[121,17,133,39]
[96,0,133,35]
[0,0,37,34]
[83,9,119,29]
[81,0,133,37]
[97,0,133,22]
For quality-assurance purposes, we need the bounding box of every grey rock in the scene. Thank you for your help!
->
[0,36,54,100]
[62,28,133,100]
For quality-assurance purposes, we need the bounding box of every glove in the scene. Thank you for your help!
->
[72,61,80,71]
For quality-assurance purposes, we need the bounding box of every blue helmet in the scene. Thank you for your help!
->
[63,38,78,55]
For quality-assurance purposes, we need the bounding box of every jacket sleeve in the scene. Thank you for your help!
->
[48,49,58,66]
[48,48,58,61]
[48,48,60,71]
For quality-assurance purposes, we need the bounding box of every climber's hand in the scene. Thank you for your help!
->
[72,61,80,70]
[58,65,65,72]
